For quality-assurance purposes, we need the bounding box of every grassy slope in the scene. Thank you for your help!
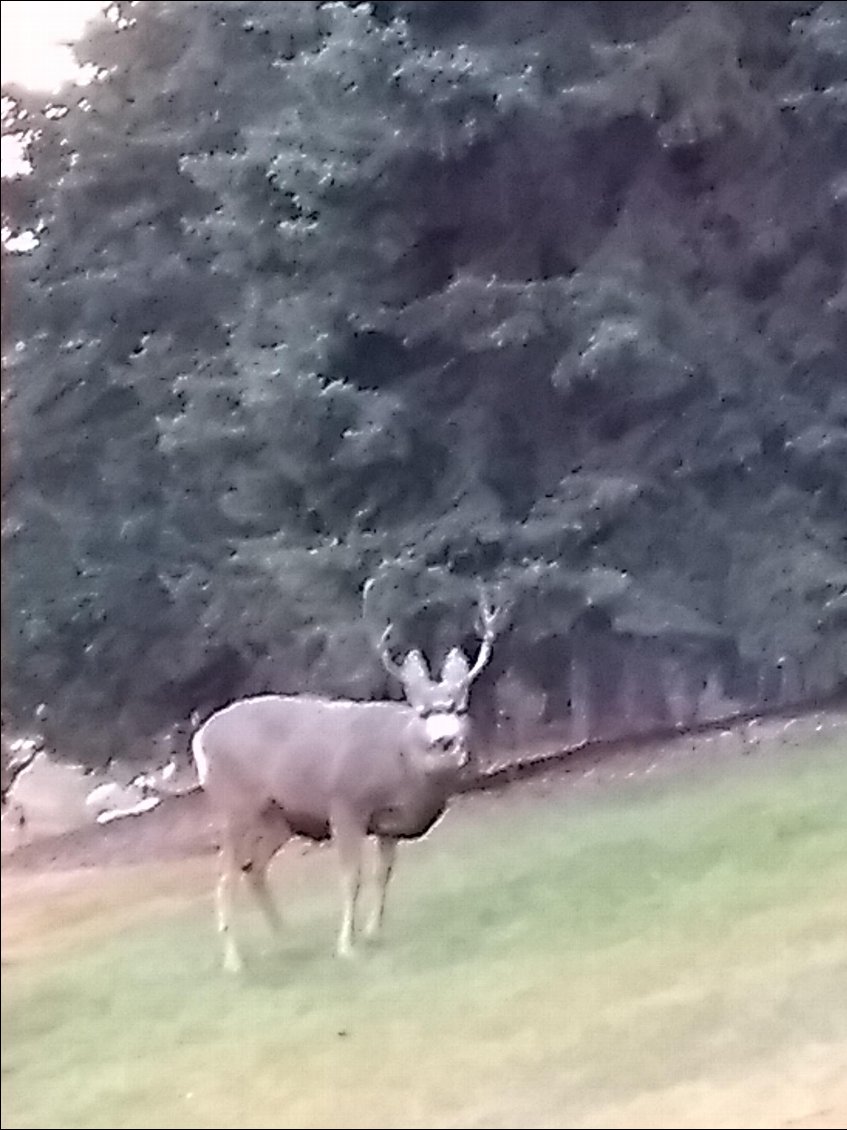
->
[2,737,846,1129]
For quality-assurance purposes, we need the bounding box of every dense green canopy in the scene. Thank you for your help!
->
[2,1,845,761]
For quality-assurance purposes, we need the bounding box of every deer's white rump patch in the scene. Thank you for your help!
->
[191,732,209,785]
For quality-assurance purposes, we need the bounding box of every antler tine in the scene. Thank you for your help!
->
[475,582,500,632]
[375,624,407,680]
[363,575,406,681]
[465,583,505,684]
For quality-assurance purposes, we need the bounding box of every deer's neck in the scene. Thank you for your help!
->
[369,759,453,839]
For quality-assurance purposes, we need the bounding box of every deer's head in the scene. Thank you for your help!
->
[365,580,505,774]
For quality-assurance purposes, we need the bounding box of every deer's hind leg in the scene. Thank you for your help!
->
[216,827,245,974]
[237,807,291,936]
[216,810,291,972]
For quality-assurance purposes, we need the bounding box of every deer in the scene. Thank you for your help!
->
[192,583,504,973]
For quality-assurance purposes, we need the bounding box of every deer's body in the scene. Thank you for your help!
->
[194,583,503,973]
[194,695,455,844]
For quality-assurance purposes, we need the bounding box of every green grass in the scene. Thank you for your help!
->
[3,737,847,1129]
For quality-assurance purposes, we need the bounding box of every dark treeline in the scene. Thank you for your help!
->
[2,1,846,763]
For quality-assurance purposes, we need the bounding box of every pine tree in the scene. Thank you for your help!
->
[2,1,844,758]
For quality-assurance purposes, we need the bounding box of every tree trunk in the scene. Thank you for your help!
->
[570,652,591,746]
[662,656,691,730]
[621,644,643,733]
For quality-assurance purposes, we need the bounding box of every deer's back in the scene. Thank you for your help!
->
[194,694,419,820]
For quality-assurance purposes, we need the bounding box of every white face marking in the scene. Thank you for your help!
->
[423,711,464,746]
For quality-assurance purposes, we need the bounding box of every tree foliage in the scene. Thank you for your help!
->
[2,0,845,760]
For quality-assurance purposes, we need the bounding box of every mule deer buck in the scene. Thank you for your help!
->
[192,583,504,972]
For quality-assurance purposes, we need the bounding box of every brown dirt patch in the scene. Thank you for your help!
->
[2,704,845,876]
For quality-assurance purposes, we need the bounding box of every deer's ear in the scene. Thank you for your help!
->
[440,647,470,693]
[400,649,434,708]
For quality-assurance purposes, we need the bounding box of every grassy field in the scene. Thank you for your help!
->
[2,734,847,1129]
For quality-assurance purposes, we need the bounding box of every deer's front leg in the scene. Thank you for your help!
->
[365,836,397,941]
[331,806,364,959]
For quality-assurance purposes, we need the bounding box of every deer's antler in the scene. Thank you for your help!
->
[464,584,507,685]
[362,575,407,681]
